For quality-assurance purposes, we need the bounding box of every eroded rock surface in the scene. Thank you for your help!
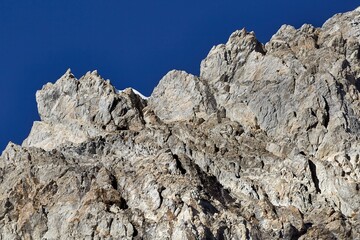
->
[1,7,360,240]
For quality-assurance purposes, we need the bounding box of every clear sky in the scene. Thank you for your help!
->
[1,1,359,152]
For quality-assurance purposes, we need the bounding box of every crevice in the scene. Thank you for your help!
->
[194,164,235,207]
[109,98,119,113]
[119,197,128,210]
[109,173,118,190]
[310,108,316,117]
[158,186,165,209]
[299,151,306,156]
[204,227,216,239]
[173,154,187,175]
[214,145,220,153]
[220,74,229,82]
[306,122,318,131]
[108,218,114,232]
[216,225,227,240]
[199,199,219,215]
[132,225,138,237]
[224,51,229,64]
[41,206,49,219]
[164,129,172,143]
[322,96,330,128]
[251,185,260,200]
[116,125,128,131]
[335,81,346,102]
[294,222,313,240]
[308,160,321,193]
[244,221,251,240]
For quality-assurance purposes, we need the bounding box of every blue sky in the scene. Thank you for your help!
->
[1,1,359,151]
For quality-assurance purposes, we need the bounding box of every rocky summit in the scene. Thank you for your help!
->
[2,7,360,240]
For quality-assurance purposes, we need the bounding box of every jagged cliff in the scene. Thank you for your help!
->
[1,7,360,240]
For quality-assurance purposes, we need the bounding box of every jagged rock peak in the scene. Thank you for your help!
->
[24,70,147,150]
[1,6,360,240]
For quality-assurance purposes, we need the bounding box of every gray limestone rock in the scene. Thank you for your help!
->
[149,70,217,122]
[1,6,360,240]
[23,69,146,151]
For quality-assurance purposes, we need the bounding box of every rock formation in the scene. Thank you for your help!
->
[2,7,360,239]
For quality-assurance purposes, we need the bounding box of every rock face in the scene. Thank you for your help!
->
[23,70,146,151]
[1,7,360,240]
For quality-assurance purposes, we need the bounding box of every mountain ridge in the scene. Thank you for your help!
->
[1,7,360,239]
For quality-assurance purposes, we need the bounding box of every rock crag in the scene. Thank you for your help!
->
[2,7,360,240]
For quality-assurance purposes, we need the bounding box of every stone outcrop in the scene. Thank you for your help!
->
[23,69,146,151]
[1,7,360,240]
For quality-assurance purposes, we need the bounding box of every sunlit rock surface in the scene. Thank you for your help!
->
[2,7,360,239]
